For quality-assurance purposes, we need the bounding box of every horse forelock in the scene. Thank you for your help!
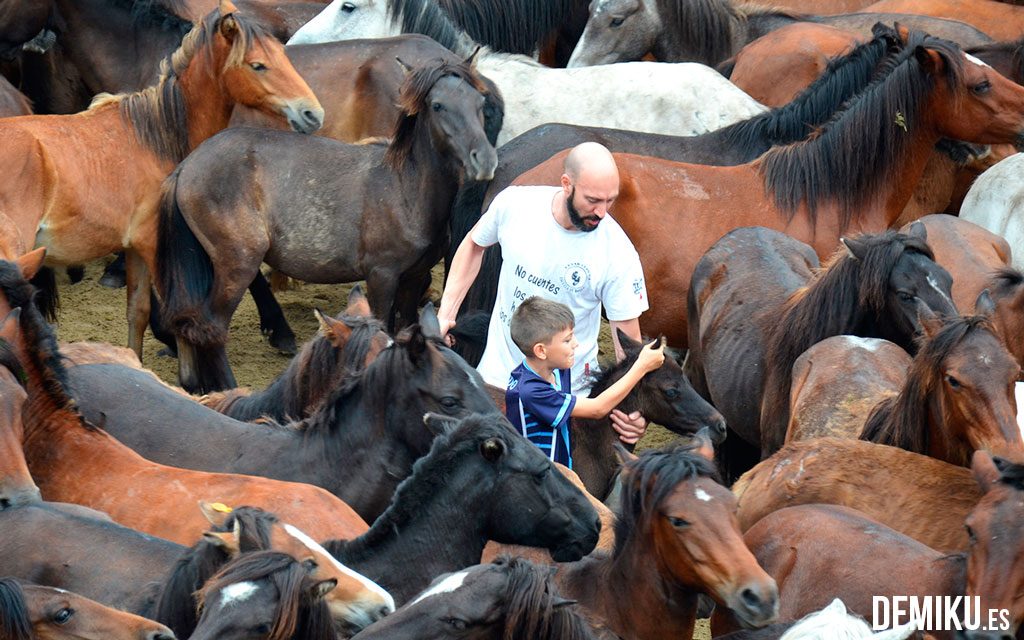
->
[613,445,720,559]
[217,506,279,552]
[198,552,306,640]
[760,32,965,228]
[0,579,32,640]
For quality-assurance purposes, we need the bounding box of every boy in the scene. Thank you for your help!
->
[505,296,665,468]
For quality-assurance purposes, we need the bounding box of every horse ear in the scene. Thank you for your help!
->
[613,441,638,466]
[315,308,352,347]
[15,247,46,281]
[202,531,240,555]
[688,426,716,463]
[198,500,234,527]
[894,21,910,44]
[615,329,642,352]
[974,289,997,317]
[916,299,943,340]
[464,45,482,68]
[423,412,458,437]
[219,0,240,39]
[401,325,429,362]
[419,303,442,339]
[395,56,413,75]
[345,285,371,317]
[550,595,577,609]
[840,236,868,262]
[972,450,1001,493]
[307,578,337,600]
[480,437,505,462]
[906,220,927,241]
[0,308,21,344]
[914,45,945,75]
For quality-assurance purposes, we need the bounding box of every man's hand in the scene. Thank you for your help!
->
[610,409,648,445]
[439,318,456,346]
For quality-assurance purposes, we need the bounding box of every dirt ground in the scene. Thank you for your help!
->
[54,259,707,640]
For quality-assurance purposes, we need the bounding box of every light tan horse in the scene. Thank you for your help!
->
[0,0,322,359]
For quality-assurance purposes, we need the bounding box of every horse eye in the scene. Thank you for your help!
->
[341,2,356,12]
[667,516,690,528]
[302,558,319,571]
[663,387,680,400]
[53,608,74,624]
[439,396,460,410]
[444,617,468,630]
[972,81,991,95]
[897,291,914,302]
[610,16,625,27]
[249,62,267,72]
[431,102,444,112]
[946,374,962,389]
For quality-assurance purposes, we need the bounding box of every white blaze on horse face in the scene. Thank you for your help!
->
[965,53,990,68]
[219,581,260,609]
[410,571,470,605]
[694,487,712,502]
[926,275,955,310]
[840,335,885,353]
[282,523,396,613]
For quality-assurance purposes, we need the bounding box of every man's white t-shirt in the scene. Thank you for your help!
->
[472,185,649,394]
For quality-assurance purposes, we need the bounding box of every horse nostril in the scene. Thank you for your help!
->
[0,497,10,510]
[741,587,761,609]
[377,605,391,620]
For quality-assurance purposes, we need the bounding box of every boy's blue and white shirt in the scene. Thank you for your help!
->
[505,362,576,468]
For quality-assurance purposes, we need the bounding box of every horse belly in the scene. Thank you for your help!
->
[264,230,363,284]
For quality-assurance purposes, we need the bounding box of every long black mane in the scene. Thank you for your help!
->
[614,444,720,557]
[0,579,31,640]
[860,315,996,463]
[760,31,965,229]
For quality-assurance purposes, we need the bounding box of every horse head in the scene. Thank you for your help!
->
[287,0,393,45]
[0,311,39,510]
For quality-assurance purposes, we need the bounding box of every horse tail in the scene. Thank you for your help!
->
[0,578,32,640]
[29,266,59,322]
[155,169,224,348]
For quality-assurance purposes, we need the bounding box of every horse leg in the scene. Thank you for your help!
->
[393,270,433,330]
[148,291,177,357]
[65,265,84,284]
[248,270,296,355]
[124,250,152,360]
[365,268,401,333]
[99,252,127,288]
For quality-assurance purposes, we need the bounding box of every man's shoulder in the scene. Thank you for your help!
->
[491,184,561,210]
[597,214,636,248]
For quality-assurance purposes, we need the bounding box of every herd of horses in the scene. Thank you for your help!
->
[5,0,1024,638]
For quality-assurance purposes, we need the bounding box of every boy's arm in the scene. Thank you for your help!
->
[571,339,665,420]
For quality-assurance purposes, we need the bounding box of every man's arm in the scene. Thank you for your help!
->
[609,317,642,362]
[607,316,646,444]
[438,224,489,340]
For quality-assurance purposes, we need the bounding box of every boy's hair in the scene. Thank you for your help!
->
[510,297,575,357]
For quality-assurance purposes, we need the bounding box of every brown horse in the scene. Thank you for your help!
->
[554,444,779,640]
[0,578,174,640]
[860,305,1023,466]
[785,335,912,443]
[865,0,1024,42]
[0,253,368,545]
[0,329,40,510]
[157,57,496,393]
[0,75,31,117]
[716,451,1024,637]
[511,32,1024,349]
[732,438,979,553]
[0,0,322,361]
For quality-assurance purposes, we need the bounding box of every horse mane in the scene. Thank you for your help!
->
[0,261,82,425]
[434,0,575,56]
[657,0,741,65]
[91,8,269,163]
[387,0,479,57]
[497,556,601,640]
[613,443,720,558]
[759,31,964,229]
[860,315,995,463]
[198,551,334,640]
[325,413,506,560]
[719,26,900,157]
[0,579,32,640]
[384,58,489,171]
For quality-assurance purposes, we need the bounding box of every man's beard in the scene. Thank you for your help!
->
[567,187,601,233]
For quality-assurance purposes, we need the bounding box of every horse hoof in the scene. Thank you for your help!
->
[156,347,178,358]
[98,273,126,289]
[66,266,85,284]
[269,334,297,355]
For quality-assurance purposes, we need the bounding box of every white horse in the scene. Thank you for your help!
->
[287,0,766,146]
[960,152,1024,271]
[776,598,917,640]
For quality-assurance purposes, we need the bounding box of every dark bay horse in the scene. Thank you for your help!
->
[68,307,497,523]
[0,0,322,362]
[860,304,1023,467]
[199,287,391,422]
[0,578,175,640]
[716,451,1024,637]
[554,445,779,640]
[506,32,1022,349]
[190,551,337,640]
[351,558,605,640]
[157,57,497,393]
[732,438,980,553]
[324,413,600,604]
[571,330,726,500]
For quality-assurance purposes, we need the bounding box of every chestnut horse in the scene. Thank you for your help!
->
[553,445,779,640]
[156,58,497,393]
[860,305,1023,466]
[865,0,1024,42]
[509,32,1024,349]
[0,578,175,640]
[0,0,322,361]
[785,335,912,443]
[0,327,40,509]
[716,451,1024,637]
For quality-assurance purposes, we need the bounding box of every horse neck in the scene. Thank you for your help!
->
[400,121,465,229]
[227,356,311,422]
[175,47,237,153]
[879,129,943,227]
[560,540,698,640]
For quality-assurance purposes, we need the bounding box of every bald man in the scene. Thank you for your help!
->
[439,142,650,444]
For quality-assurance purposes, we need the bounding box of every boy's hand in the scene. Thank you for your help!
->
[637,336,666,372]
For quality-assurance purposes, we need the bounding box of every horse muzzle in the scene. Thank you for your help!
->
[1014,131,1024,152]
[284,102,325,135]
[725,579,779,630]
[0,484,42,510]
[466,145,498,182]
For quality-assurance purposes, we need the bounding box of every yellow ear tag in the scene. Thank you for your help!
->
[210,502,233,513]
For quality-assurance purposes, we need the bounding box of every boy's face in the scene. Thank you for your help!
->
[537,326,578,370]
